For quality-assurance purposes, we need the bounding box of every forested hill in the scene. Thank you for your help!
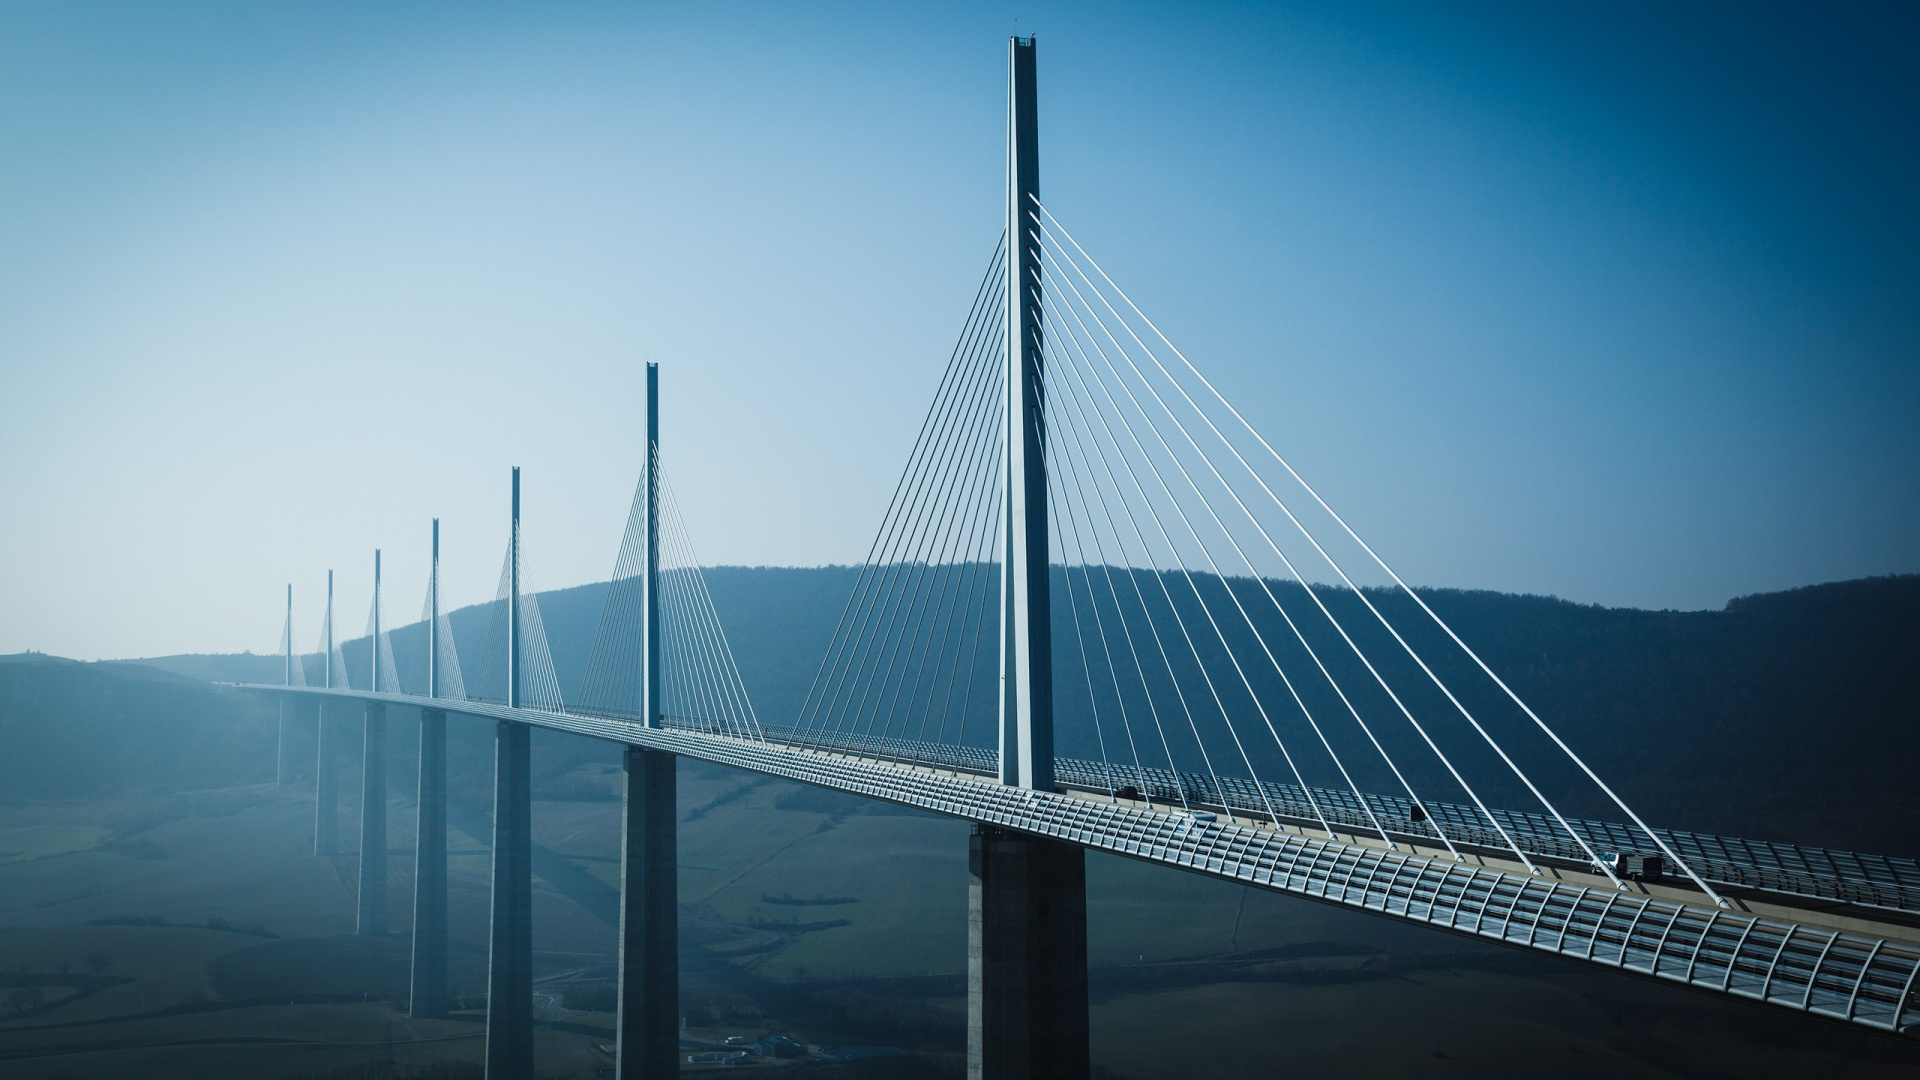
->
[124,571,1919,859]
[1374,577,1920,855]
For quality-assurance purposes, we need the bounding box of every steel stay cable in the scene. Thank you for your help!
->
[1041,371,1180,811]
[1040,229,1600,882]
[834,289,1004,743]
[925,277,1010,760]
[1039,305,1282,829]
[674,523,767,740]
[1044,265,1391,839]
[655,535,727,734]
[1043,430,1138,804]
[830,297,1005,746]
[1044,417,1144,803]
[1042,230,1602,878]
[1044,261,1431,852]
[796,241,1003,738]
[580,469,653,715]
[1034,201,1684,897]
[516,560,566,710]
[1038,266,1291,826]
[656,557,712,730]
[1031,399,1116,796]
[796,313,990,743]
[799,371,993,749]
[794,237,1007,740]
[667,560,743,737]
[894,359,1007,756]
[1041,283,1335,836]
[1040,242,1483,861]
[587,536,647,719]
[870,339,1007,749]
[911,447,999,752]
[416,582,443,699]
[657,471,747,738]
[933,480,1002,760]
[1044,355,1203,814]
[859,330,1009,748]
[1034,248,1390,848]
[801,260,1006,746]
[646,459,727,733]
[660,467,766,740]
[1042,342,1215,815]
[471,542,516,702]
[651,477,732,733]
[512,533,564,710]
[1043,481,1117,795]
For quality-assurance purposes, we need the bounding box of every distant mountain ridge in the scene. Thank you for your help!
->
[118,571,1920,858]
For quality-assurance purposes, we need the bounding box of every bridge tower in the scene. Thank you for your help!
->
[487,468,535,1078]
[358,550,388,935]
[411,519,449,1018]
[314,569,339,856]
[973,35,1092,1080]
[615,362,679,1078]
[1001,36,1052,795]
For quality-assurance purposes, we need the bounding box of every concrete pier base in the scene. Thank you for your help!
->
[314,701,338,856]
[357,701,387,935]
[410,707,448,1017]
[615,747,678,1079]
[485,720,533,1078]
[968,824,1089,1080]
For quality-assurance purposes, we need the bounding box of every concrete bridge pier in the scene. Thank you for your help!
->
[968,823,1090,1080]
[615,746,678,1078]
[485,719,534,1078]
[357,701,387,935]
[410,707,448,1017]
[314,701,338,856]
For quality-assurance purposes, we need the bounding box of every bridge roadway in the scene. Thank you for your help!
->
[746,726,1920,916]
[244,683,1920,1041]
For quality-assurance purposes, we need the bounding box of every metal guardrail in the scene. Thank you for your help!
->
[765,723,1920,915]
[244,686,1920,1039]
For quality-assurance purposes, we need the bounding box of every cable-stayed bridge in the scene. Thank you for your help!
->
[237,37,1918,1080]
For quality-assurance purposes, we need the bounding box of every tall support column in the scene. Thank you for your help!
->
[486,722,532,1075]
[615,748,676,1078]
[616,363,677,1078]
[412,518,449,1018]
[314,569,339,856]
[968,824,1089,1080]
[315,701,337,853]
[358,701,388,934]
[358,550,388,936]
[487,468,534,1079]
[411,707,447,1013]
[975,38,1089,1080]
[1000,34,1051,793]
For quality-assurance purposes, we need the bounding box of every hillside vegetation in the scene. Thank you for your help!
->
[110,571,1920,858]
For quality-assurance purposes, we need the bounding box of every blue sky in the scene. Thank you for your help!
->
[2,1,1914,659]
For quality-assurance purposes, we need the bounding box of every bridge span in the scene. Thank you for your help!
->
[248,682,1920,1049]
[241,35,1917,1080]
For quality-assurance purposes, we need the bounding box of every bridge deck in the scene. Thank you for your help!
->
[244,684,1920,1040]
[716,722,1920,917]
